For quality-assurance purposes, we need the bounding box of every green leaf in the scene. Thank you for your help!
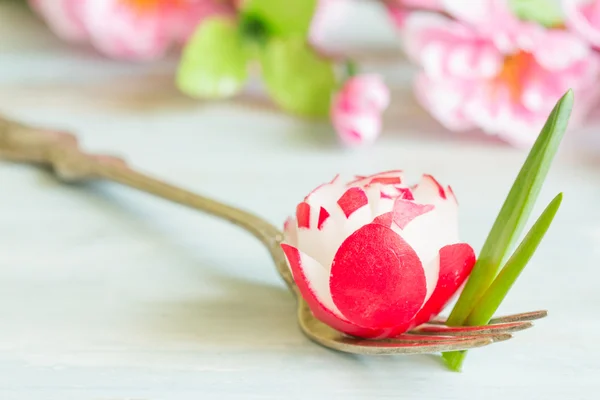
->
[259,37,337,117]
[242,0,318,37]
[443,194,562,372]
[442,90,573,370]
[447,90,573,326]
[177,17,248,99]
[466,193,562,325]
[509,0,564,27]
[443,350,465,372]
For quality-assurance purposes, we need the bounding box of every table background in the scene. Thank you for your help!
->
[1,1,599,399]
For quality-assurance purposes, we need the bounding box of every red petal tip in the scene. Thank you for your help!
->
[296,202,311,228]
[423,174,447,199]
[317,207,330,230]
[447,185,457,204]
[337,187,368,218]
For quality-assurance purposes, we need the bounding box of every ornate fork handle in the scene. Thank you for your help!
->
[0,115,294,290]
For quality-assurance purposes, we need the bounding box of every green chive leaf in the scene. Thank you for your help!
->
[448,90,573,326]
[466,193,562,325]
[443,90,573,370]
[442,193,562,371]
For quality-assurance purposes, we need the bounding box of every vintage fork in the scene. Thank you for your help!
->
[0,115,547,355]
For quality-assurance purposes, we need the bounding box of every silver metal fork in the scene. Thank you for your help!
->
[0,115,546,355]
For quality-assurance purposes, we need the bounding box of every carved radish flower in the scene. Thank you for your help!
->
[281,171,476,339]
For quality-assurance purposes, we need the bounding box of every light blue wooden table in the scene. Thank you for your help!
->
[1,2,599,399]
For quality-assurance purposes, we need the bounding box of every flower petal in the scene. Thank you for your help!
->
[411,243,476,327]
[393,198,435,229]
[330,224,427,329]
[166,0,234,43]
[402,11,503,80]
[298,182,374,270]
[413,174,447,201]
[447,185,458,204]
[347,170,405,189]
[283,217,298,247]
[337,187,369,218]
[372,211,393,227]
[532,29,590,71]
[317,207,330,230]
[281,244,381,337]
[414,73,476,131]
[281,244,339,314]
[296,202,311,228]
[305,174,342,202]
[404,175,459,259]
[82,0,170,60]
[564,0,600,48]
[392,176,459,300]
[30,0,88,42]
[441,0,497,26]
[397,201,458,266]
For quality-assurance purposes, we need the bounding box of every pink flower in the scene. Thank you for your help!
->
[331,75,390,146]
[282,172,475,339]
[389,0,443,10]
[29,0,233,60]
[401,10,600,146]
[387,0,444,28]
[564,0,600,48]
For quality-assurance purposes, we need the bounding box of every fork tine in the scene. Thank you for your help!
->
[330,336,495,355]
[429,310,547,326]
[413,321,533,336]
[383,333,512,343]
[488,310,547,324]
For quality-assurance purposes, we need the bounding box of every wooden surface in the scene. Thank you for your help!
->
[1,2,599,399]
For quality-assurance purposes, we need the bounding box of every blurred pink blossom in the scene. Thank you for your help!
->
[30,0,233,60]
[32,0,346,60]
[386,0,443,28]
[392,0,552,52]
[400,10,600,146]
[331,75,390,146]
[564,0,600,48]
[390,0,443,10]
